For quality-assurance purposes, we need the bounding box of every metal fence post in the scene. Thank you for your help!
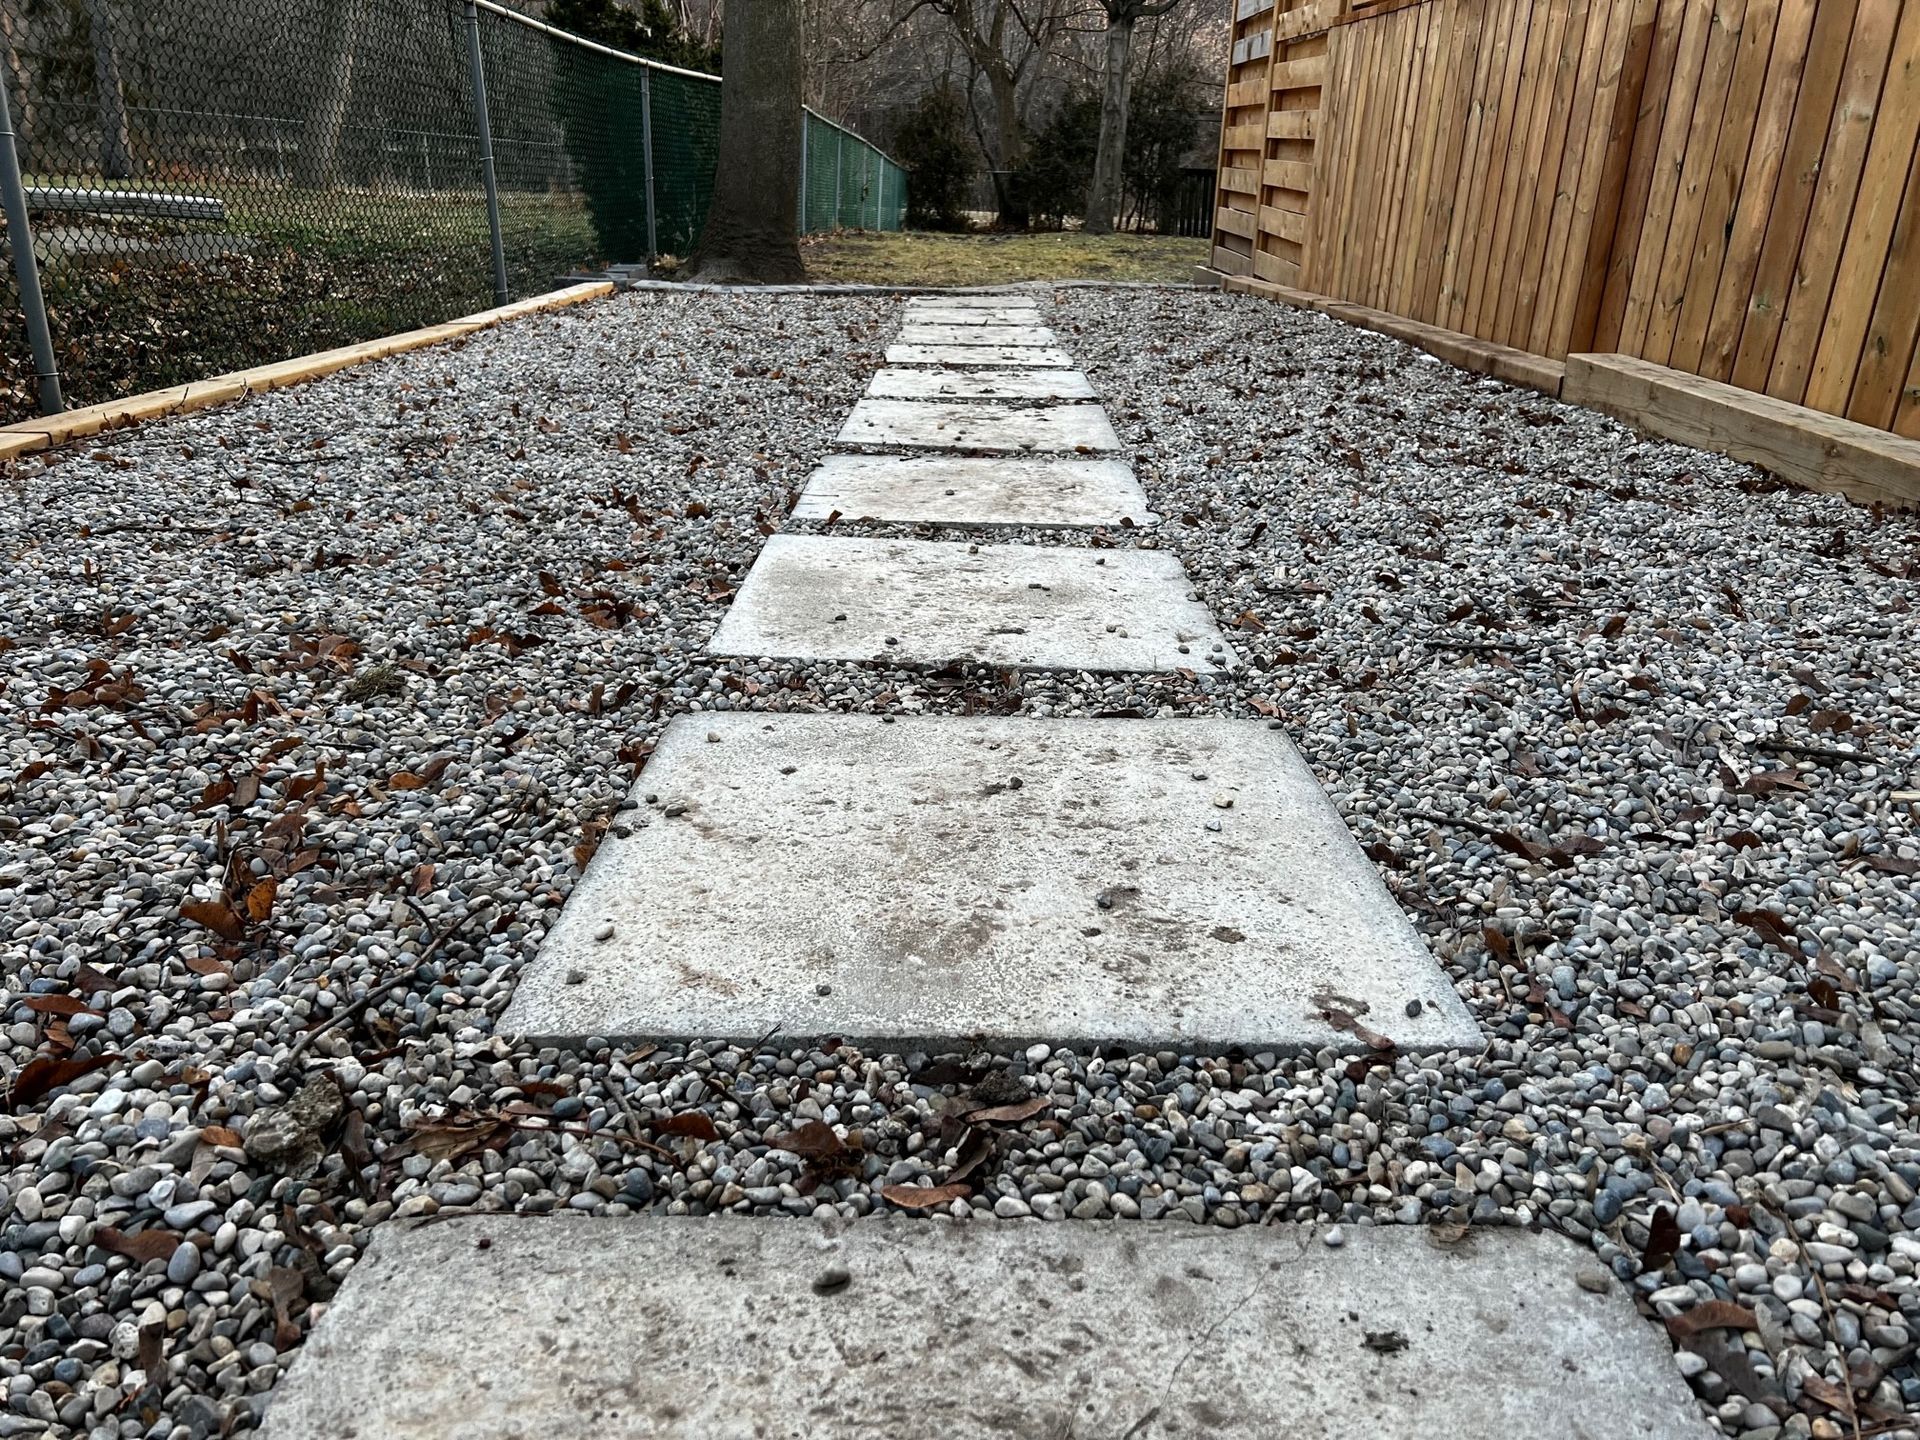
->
[833,128,843,229]
[639,66,657,258]
[0,73,62,415]
[797,110,808,234]
[463,1,510,306]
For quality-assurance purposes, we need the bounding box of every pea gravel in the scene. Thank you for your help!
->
[1,287,1915,1440]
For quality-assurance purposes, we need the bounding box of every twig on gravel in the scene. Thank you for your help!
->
[275,906,463,1077]
[1420,637,1528,653]
[1756,738,1877,767]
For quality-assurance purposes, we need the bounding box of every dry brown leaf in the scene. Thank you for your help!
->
[180,899,245,943]
[94,1226,183,1264]
[1665,1301,1758,1341]
[881,1182,970,1211]
[966,1095,1051,1125]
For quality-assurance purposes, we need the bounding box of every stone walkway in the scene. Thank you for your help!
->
[260,295,1708,1437]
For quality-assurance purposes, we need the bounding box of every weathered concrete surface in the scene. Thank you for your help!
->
[887,343,1075,368]
[901,306,1046,325]
[897,323,1059,346]
[837,398,1120,453]
[261,1221,1705,1440]
[867,367,1098,401]
[792,453,1154,528]
[905,293,1039,309]
[500,714,1481,1052]
[707,535,1233,674]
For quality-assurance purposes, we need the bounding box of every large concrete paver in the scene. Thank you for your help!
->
[792,453,1153,528]
[706,534,1231,673]
[898,323,1058,346]
[499,714,1479,1051]
[887,343,1075,368]
[867,367,1097,401]
[260,1220,1705,1440]
[837,397,1120,453]
[899,306,1045,325]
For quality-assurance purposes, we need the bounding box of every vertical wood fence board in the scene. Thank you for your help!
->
[1765,0,1901,406]
[1666,0,1781,375]
[1529,0,1613,352]
[1729,0,1863,392]
[1804,4,1920,415]
[1643,0,1751,366]
[1850,142,1920,428]
[1512,0,1598,347]
[1564,0,1658,352]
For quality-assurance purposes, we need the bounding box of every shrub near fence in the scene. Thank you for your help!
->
[0,0,905,423]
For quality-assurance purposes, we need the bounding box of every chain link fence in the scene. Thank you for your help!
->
[0,0,907,423]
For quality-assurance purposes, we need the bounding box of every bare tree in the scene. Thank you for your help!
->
[294,0,368,188]
[1083,0,1179,234]
[684,0,805,282]
[82,0,134,177]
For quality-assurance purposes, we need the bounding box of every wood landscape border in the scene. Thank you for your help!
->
[0,282,614,462]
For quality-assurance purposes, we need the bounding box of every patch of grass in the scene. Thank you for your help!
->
[799,229,1206,286]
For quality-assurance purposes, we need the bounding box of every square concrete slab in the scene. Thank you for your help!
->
[897,323,1059,346]
[792,454,1155,528]
[887,344,1075,367]
[901,306,1046,325]
[905,293,1038,308]
[261,1221,1706,1440]
[837,398,1120,453]
[867,368,1097,401]
[706,536,1233,674]
[501,713,1480,1052]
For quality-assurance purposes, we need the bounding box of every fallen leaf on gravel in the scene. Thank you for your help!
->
[409,1116,513,1162]
[1640,1207,1681,1271]
[180,899,245,942]
[1319,1006,1394,1052]
[1363,1329,1411,1354]
[1665,1301,1758,1341]
[881,1183,970,1210]
[94,1226,184,1264]
[948,1125,996,1186]
[264,1266,305,1350]
[200,1125,242,1148]
[772,1119,846,1158]
[966,1096,1051,1125]
[245,878,278,922]
[21,995,90,1017]
[7,1052,117,1110]
[656,1112,719,1142]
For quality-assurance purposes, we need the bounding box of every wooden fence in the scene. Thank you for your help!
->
[1212,0,1920,438]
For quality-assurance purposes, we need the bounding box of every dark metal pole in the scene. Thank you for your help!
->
[0,73,61,414]
[463,1,509,306]
[640,67,657,258]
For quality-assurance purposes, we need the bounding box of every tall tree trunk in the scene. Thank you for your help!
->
[685,0,805,283]
[1084,14,1136,236]
[295,0,367,189]
[986,62,1026,227]
[84,0,135,179]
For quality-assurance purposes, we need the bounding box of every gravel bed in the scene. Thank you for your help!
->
[1,286,1916,1440]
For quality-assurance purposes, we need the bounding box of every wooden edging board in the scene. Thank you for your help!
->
[1564,353,1920,511]
[1204,268,1566,396]
[0,281,615,462]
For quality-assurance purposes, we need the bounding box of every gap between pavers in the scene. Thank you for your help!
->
[897,324,1059,347]
[837,398,1120,453]
[502,714,1477,1052]
[792,454,1153,528]
[866,368,1097,402]
[887,344,1076,368]
[903,293,1042,308]
[257,1220,1706,1440]
[707,535,1232,674]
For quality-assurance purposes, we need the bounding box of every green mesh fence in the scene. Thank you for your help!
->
[0,0,904,422]
[799,109,906,236]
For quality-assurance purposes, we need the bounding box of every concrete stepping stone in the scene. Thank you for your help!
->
[905,293,1038,308]
[867,368,1097,401]
[256,1217,1705,1440]
[897,323,1058,346]
[837,398,1119,453]
[792,454,1153,528]
[902,306,1046,325]
[886,343,1075,368]
[706,536,1232,674]
[500,713,1481,1051]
